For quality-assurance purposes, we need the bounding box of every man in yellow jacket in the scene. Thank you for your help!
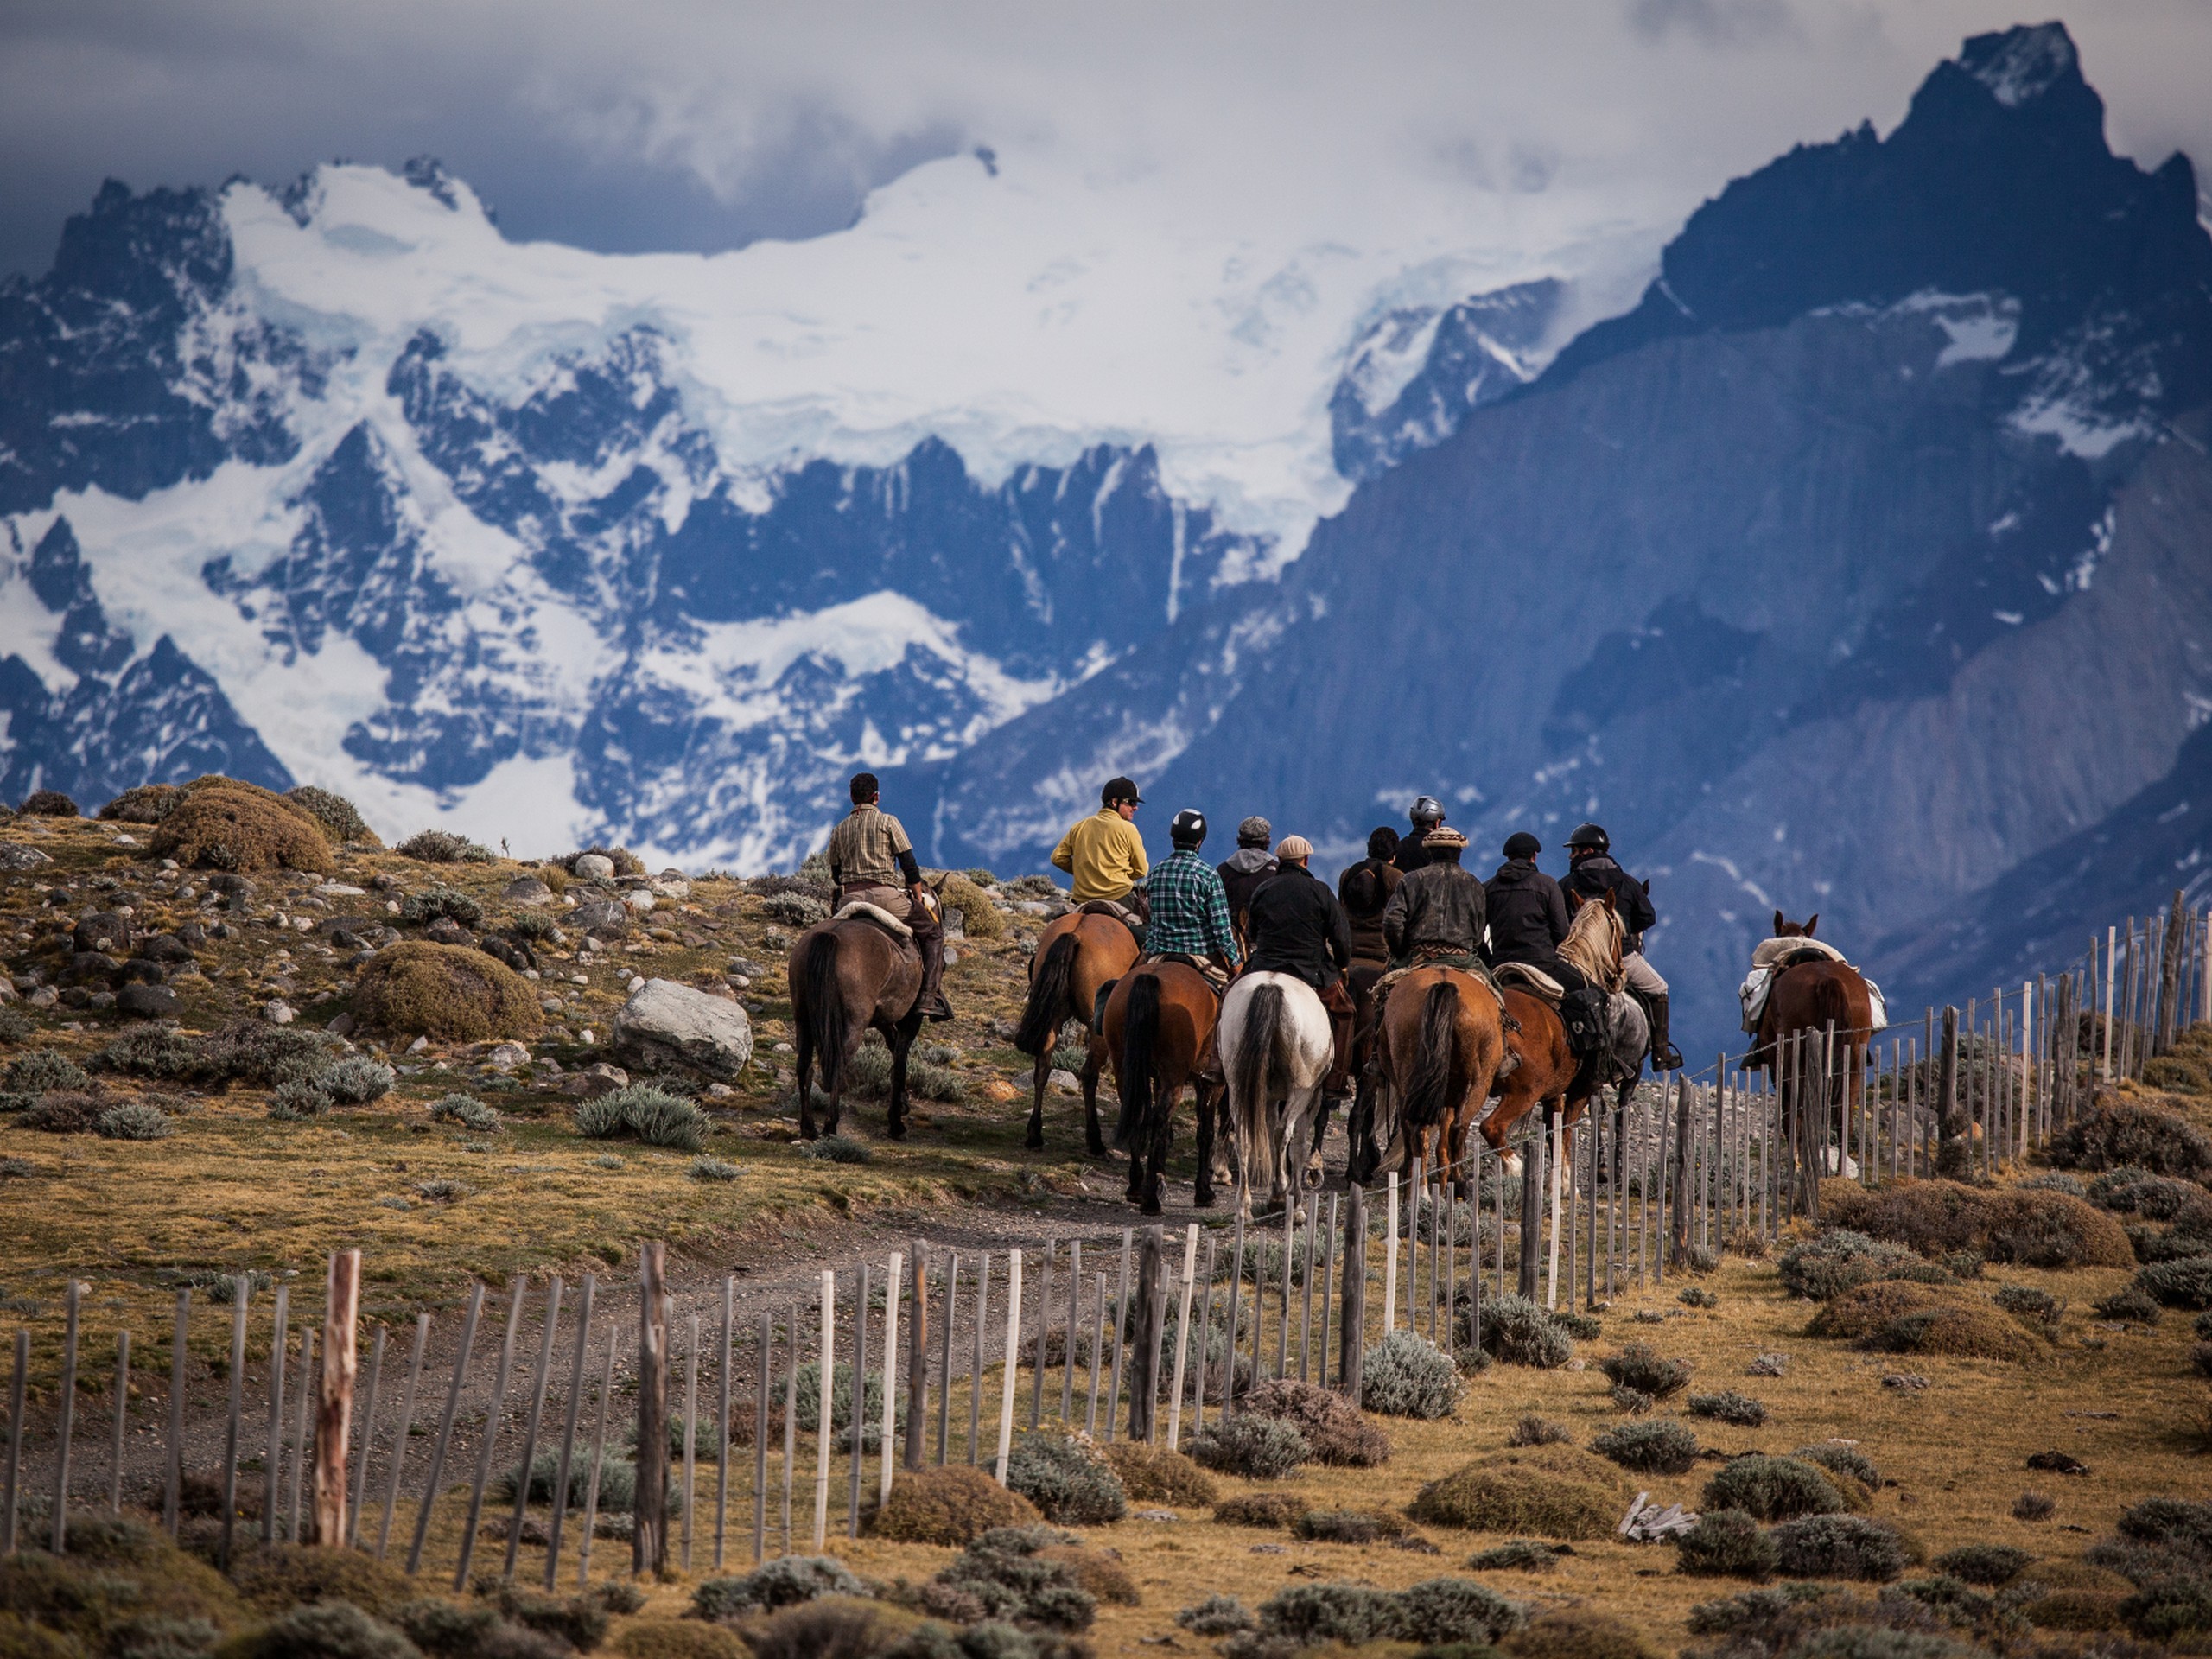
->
[1051,776,1150,927]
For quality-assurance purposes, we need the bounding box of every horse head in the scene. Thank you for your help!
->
[1772,910,1819,938]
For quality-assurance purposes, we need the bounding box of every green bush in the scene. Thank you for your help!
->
[1505,1415,1572,1447]
[1993,1285,2064,1338]
[1770,1515,1911,1581]
[429,1095,501,1133]
[395,830,493,865]
[692,1556,865,1619]
[2053,1100,2212,1179]
[1591,1419,1699,1475]
[1238,1378,1389,1466]
[1935,1543,2031,1586]
[1255,1583,1400,1644]
[2117,1497,2212,1554]
[871,1465,1042,1546]
[1189,1414,1310,1479]
[269,1077,331,1121]
[1407,1446,1626,1541]
[1468,1540,1564,1572]
[1465,1294,1574,1368]
[1361,1329,1462,1418]
[2094,1285,2164,1323]
[1777,1231,1922,1300]
[776,1360,903,1452]
[1294,1508,1408,1544]
[2136,1256,2212,1308]
[286,785,378,845]
[6,1051,90,1094]
[805,1135,872,1164]
[322,1057,396,1105]
[1597,1342,1690,1400]
[1688,1391,1768,1427]
[573,1084,707,1151]
[96,1101,174,1141]
[1675,1509,1777,1578]
[229,1602,417,1659]
[1792,1445,1880,1491]
[1176,1595,1255,1635]
[1396,1578,1525,1645]
[691,1154,741,1183]
[399,885,485,925]
[931,1525,1100,1631]
[1701,1456,1848,1522]
[1002,1434,1126,1524]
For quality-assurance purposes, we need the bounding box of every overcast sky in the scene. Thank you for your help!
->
[2,1,2208,282]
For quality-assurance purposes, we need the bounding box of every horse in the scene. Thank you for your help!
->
[1370,966,1510,1189]
[1220,970,1336,1218]
[1011,909,1142,1154]
[1751,911,1875,1173]
[788,893,942,1140]
[1101,961,1224,1215]
[1480,986,1577,1177]
[1532,891,1649,1185]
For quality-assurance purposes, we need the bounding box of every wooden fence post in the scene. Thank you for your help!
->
[996,1249,1022,1481]
[4,1330,24,1555]
[1129,1227,1164,1445]
[635,1244,669,1577]
[504,1277,562,1579]
[1339,1185,1367,1402]
[1167,1226,1198,1450]
[378,1314,429,1563]
[1669,1077,1693,1266]
[454,1279,526,1591]
[880,1253,900,1505]
[108,1330,130,1515]
[164,1290,188,1537]
[408,1282,482,1575]
[315,1249,360,1545]
[347,1325,384,1548]
[2161,889,2188,1055]
[905,1243,928,1472]
[261,1283,288,1547]
[545,1274,596,1586]
[1936,1007,1963,1176]
[48,1284,78,1552]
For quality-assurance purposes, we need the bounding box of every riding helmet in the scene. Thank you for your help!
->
[1171,808,1208,849]
[1409,796,1445,828]
[1567,822,1611,853]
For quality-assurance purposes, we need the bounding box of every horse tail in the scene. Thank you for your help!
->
[1401,982,1461,1133]
[1116,972,1161,1154]
[1233,982,1285,1198]
[1014,931,1077,1057]
[802,931,849,1091]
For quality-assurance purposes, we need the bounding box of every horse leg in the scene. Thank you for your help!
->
[887,1013,920,1141]
[1026,1047,1049,1151]
[795,1022,817,1141]
[1139,1081,1175,1218]
[1082,1030,1109,1159]
[1194,1082,1218,1209]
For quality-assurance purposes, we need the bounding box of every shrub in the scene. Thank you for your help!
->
[692,1556,865,1619]
[1099,1440,1216,1505]
[1809,1281,2044,1362]
[1506,1415,1572,1447]
[1468,1539,1565,1572]
[1213,1492,1312,1529]
[1362,1328,1462,1418]
[2137,1256,2212,1308]
[399,887,485,926]
[482,1586,607,1653]
[429,1094,501,1133]
[1681,1285,1719,1308]
[1177,1595,1256,1635]
[99,783,186,823]
[573,1084,708,1151]
[19,789,79,817]
[497,1446,671,1516]
[395,830,493,864]
[2094,1285,2164,1323]
[96,1100,174,1141]
[322,1057,396,1105]
[1468,1294,1574,1367]
[270,1077,330,1120]
[1702,1456,1849,1522]
[691,1154,741,1183]
[939,874,1006,941]
[22,1091,107,1133]
[1592,1419,1699,1475]
[728,1599,912,1659]
[7,1051,91,1094]
[1676,1509,1777,1578]
[932,1525,1102,1630]
[2117,1496,2212,1554]
[285,786,379,846]
[1791,1445,1880,1491]
[1239,1378,1389,1466]
[1189,1414,1310,1478]
[1597,1342,1690,1400]
[356,943,540,1042]
[1002,1434,1126,1524]
[806,1134,872,1164]
[1255,1582,1401,1644]
[393,1599,501,1655]
[228,1602,416,1658]
[1993,1284,2064,1338]
[763,893,831,929]
[2054,1101,2212,1179]
[1503,1607,1656,1659]
[1407,1446,1626,1541]
[1401,1578,1527,1646]
[776,1360,903,1451]
[1935,1543,2031,1585]
[1294,1507,1408,1544]
[1688,1391,1768,1427]
[1777,1230,1923,1300]
[564,846,645,877]
[150,782,331,873]
[1771,1515,1912,1581]
[612,1627,745,1659]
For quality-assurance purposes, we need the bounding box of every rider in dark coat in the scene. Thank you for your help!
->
[1382,828,1486,960]
[1337,827,1402,964]
[1216,816,1279,950]
[1561,822,1678,1066]
[1484,832,1587,994]
[1244,836,1352,990]
[1390,797,1446,876]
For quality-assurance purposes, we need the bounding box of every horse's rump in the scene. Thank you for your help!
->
[1014,930,1078,1056]
[1400,981,1462,1132]
[800,930,849,1090]
[1115,970,1164,1153]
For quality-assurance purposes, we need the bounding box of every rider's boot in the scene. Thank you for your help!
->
[912,915,955,1021]
[1196,1024,1224,1084]
[1649,993,1684,1070]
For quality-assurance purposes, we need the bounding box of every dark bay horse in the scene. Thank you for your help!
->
[789,912,927,1140]
[1012,910,1141,1154]
[1752,911,1876,1173]
[1102,961,1224,1215]
[1372,966,1509,1185]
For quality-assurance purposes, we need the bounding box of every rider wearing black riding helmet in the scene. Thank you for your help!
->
[1144,808,1239,988]
[1392,796,1447,874]
[1561,822,1681,1067]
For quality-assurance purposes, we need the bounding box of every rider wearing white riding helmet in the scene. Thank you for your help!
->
[1561,822,1681,1068]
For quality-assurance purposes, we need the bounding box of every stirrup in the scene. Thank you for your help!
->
[918,993,956,1022]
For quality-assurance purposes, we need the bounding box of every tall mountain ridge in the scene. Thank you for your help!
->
[1,22,2207,1052]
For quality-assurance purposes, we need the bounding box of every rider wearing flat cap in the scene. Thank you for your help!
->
[1382,825,1487,964]
[1484,831,1585,993]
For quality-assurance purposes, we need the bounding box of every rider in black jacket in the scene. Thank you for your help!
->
[1561,822,1680,1067]
[1484,832,1587,995]
[1244,836,1352,990]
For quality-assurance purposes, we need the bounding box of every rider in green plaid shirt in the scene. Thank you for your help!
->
[1145,809,1239,980]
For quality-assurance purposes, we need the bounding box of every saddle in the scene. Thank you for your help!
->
[1492,960,1566,1007]
[832,900,915,944]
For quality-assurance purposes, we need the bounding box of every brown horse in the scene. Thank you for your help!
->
[789,912,926,1141]
[1751,910,1875,1173]
[1480,987,1578,1163]
[1371,967,1509,1184]
[1012,910,1141,1154]
[1102,961,1224,1215]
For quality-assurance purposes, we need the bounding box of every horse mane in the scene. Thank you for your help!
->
[1558,899,1624,993]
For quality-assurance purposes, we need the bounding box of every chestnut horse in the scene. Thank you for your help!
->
[1751,911,1875,1172]
[1102,961,1224,1215]
[1491,893,1645,1182]
[789,909,930,1140]
[1012,910,1141,1154]
[1371,967,1510,1185]
[1480,987,1578,1174]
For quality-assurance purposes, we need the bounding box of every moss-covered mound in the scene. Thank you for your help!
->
[1407,1445,1628,1540]
[98,783,185,823]
[150,780,332,873]
[1825,1181,2133,1269]
[287,785,382,847]
[1808,1281,2044,1362]
[355,943,542,1041]
[869,1464,1044,1545]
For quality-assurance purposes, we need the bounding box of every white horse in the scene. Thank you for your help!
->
[1218,970,1336,1218]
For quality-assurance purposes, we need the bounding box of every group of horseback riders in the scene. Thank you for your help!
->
[817,769,1685,1084]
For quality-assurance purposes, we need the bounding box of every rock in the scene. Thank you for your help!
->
[209,873,256,897]
[620,888,657,915]
[264,1000,296,1025]
[110,833,139,849]
[1015,900,1053,916]
[60,988,89,1009]
[1048,1068,1081,1094]
[485,1041,531,1071]
[327,1013,357,1037]
[117,983,181,1019]
[27,987,58,1008]
[115,959,168,986]
[405,1034,429,1054]
[73,912,133,954]
[318,882,366,897]
[0,843,53,871]
[561,1063,629,1100]
[86,990,116,1010]
[479,936,532,972]
[424,918,477,948]
[727,957,762,977]
[136,933,195,963]
[176,922,208,949]
[1881,1373,1930,1391]
[64,951,122,984]
[573,854,616,880]
[503,876,555,906]
[612,978,753,1079]
[569,899,631,938]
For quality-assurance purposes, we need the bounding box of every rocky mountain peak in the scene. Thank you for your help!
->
[1957,21,2083,111]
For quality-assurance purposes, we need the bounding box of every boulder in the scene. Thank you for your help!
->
[570,899,631,938]
[0,843,53,871]
[621,888,658,915]
[64,951,121,985]
[74,912,134,954]
[117,983,181,1019]
[561,1063,630,1099]
[136,933,196,963]
[612,978,753,1079]
[503,876,555,906]
[573,854,617,880]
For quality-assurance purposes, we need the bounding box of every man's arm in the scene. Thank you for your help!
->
[1627,874,1657,937]
[1121,820,1149,886]
[1382,879,1410,957]
[1051,825,1077,875]
[1204,873,1239,966]
[897,848,923,887]
[1545,880,1570,945]
[1325,890,1352,972]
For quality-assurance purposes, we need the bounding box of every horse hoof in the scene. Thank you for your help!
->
[1501,1151,1522,1180]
